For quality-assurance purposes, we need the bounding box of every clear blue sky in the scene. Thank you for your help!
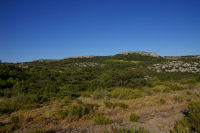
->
[0,0,200,62]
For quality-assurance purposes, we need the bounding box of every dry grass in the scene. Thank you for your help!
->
[1,84,200,133]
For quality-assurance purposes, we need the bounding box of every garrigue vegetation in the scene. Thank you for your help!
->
[0,53,200,132]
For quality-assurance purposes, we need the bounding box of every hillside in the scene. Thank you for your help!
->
[0,52,200,133]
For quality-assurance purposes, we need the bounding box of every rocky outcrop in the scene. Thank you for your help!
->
[73,62,105,67]
[149,61,200,73]
[118,51,159,57]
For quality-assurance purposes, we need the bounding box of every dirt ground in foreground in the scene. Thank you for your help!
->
[1,84,200,133]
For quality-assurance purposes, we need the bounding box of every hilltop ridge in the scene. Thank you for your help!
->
[65,56,96,59]
[64,51,159,59]
[117,51,159,57]
[12,51,200,63]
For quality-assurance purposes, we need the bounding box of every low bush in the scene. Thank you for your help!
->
[0,116,20,132]
[171,120,189,133]
[115,102,129,109]
[0,123,20,133]
[55,103,98,120]
[68,104,87,120]
[56,109,68,119]
[27,128,56,133]
[0,95,38,114]
[104,101,129,109]
[129,113,139,122]
[163,82,183,92]
[93,90,109,100]
[94,113,112,125]
[181,78,197,84]
[68,103,98,120]
[187,101,200,132]
[75,99,83,104]
[167,82,183,91]
[104,101,115,109]
[81,91,92,97]
[27,129,46,133]
[171,101,200,132]
[110,88,143,100]
[82,103,99,114]
[63,96,72,105]
[107,126,149,133]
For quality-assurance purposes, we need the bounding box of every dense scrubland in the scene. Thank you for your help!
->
[0,53,200,133]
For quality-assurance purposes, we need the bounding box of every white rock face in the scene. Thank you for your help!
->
[149,61,200,73]
[73,62,104,67]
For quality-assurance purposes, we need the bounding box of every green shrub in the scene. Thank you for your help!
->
[110,88,143,100]
[83,103,99,114]
[27,129,46,133]
[187,101,200,132]
[171,120,189,133]
[68,103,98,120]
[94,113,112,125]
[0,95,38,114]
[75,99,83,104]
[169,83,183,91]
[115,102,129,109]
[0,99,19,114]
[163,88,171,93]
[107,126,149,133]
[56,109,68,119]
[63,96,72,105]
[130,113,139,122]
[163,82,183,92]
[136,128,149,133]
[81,91,92,97]
[196,75,200,82]
[171,101,200,132]
[0,116,20,132]
[68,104,85,120]
[104,101,115,109]
[0,123,20,133]
[93,90,108,99]
[187,96,195,102]
[104,101,129,109]
[181,78,197,84]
